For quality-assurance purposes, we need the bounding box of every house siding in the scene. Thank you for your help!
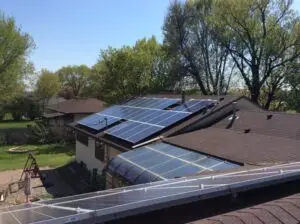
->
[75,139,104,173]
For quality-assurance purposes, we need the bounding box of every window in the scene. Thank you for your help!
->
[95,141,105,162]
[76,132,88,146]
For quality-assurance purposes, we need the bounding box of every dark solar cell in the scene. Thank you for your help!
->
[123,98,178,109]
[126,125,162,143]
[78,114,121,131]
[173,100,215,113]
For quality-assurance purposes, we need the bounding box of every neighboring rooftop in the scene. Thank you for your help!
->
[165,128,300,166]
[47,98,106,114]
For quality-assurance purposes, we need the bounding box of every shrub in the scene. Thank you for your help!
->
[27,120,57,144]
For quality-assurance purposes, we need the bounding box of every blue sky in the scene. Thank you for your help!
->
[0,0,299,72]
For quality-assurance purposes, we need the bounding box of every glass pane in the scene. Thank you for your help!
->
[135,154,170,169]
[134,171,159,184]
[115,161,134,176]
[127,151,154,164]
[159,145,189,157]
[149,159,185,174]
[212,162,239,171]
[124,166,144,183]
[108,157,124,172]
[195,157,221,169]
[162,165,202,178]
[121,147,150,159]
[179,152,207,162]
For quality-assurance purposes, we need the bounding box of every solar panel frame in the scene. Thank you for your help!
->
[2,162,299,224]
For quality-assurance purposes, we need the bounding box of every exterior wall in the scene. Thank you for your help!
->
[74,114,90,122]
[75,139,105,173]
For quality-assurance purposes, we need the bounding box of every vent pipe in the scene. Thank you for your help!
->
[181,90,186,104]
[232,102,237,118]
[267,114,273,120]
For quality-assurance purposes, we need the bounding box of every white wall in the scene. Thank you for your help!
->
[75,139,105,173]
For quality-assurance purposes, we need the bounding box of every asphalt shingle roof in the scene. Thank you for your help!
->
[47,98,106,114]
[190,193,300,224]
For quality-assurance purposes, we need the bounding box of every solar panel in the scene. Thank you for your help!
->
[2,162,300,224]
[107,143,239,184]
[123,97,179,109]
[173,99,216,112]
[77,97,216,144]
[78,114,121,131]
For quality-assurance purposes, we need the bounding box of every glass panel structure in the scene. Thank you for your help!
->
[107,143,239,185]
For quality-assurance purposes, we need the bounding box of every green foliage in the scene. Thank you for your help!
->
[90,37,168,103]
[212,0,300,107]
[0,12,35,102]
[163,0,234,95]
[27,120,56,144]
[36,69,61,99]
[56,65,90,97]
[5,96,41,121]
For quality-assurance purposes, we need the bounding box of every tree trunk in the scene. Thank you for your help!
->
[194,75,208,95]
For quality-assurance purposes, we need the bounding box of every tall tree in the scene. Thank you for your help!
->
[0,12,35,101]
[36,69,61,100]
[163,0,234,95]
[56,65,90,97]
[90,37,168,103]
[212,0,300,107]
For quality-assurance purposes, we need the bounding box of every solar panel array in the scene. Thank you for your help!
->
[77,97,216,144]
[107,143,239,184]
[1,162,300,224]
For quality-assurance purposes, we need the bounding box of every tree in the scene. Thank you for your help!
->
[90,37,168,103]
[212,0,300,108]
[36,69,61,100]
[163,0,235,95]
[56,65,90,97]
[0,12,35,101]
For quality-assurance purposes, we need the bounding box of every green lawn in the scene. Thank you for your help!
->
[0,121,34,129]
[0,144,75,171]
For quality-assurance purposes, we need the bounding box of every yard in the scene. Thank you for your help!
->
[0,144,75,171]
[0,120,34,129]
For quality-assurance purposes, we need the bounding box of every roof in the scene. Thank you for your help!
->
[42,112,64,118]
[192,193,300,224]
[213,110,300,140]
[165,128,300,165]
[47,98,106,114]
[69,95,262,150]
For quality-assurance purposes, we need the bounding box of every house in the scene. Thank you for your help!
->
[43,98,106,136]
[68,94,262,175]
[2,98,300,224]
[107,108,300,188]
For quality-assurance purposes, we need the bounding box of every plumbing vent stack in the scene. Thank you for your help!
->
[181,90,186,104]
[232,102,237,118]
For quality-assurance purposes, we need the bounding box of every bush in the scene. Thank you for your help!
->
[27,120,57,144]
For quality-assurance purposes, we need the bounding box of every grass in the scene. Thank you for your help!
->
[0,120,34,129]
[0,144,75,171]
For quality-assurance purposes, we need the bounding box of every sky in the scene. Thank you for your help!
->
[0,0,299,72]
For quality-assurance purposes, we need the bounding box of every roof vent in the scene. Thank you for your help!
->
[219,97,225,101]
[266,114,273,120]
[244,128,251,134]
[181,90,186,104]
